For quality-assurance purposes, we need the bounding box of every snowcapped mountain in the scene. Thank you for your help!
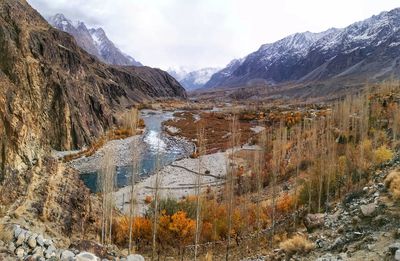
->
[48,14,142,66]
[168,67,220,90]
[203,7,400,90]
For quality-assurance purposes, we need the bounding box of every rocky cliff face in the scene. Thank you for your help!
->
[0,0,186,175]
[48,13,142,66]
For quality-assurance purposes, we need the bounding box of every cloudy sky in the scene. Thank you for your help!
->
[28,0,399,71]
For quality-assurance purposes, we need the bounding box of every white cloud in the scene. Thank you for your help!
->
[28,0,400,70]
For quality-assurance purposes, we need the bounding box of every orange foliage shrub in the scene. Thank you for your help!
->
[112,216,152,247]
[276,194,294,215]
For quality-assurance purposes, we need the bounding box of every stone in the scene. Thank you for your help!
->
[360,203,377,217]
[15,232,26,246]
[28,235,37,248]
[389,243,400,255]
[126,254,145,261]
[396,228,400,239]
[61,250,75,260]
[15,247,25,259]
[76,252,99,261]
[45,245,56,259]
[8,242,15,253]
[36,235,44,246]
[13,226,22,239]
[44,239,53,247]
[303,213,326,231]
[395,250,400,261]
[32,246,44,257]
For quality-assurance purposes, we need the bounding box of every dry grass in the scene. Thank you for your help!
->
[0,224,13,242]
[163,111,254,154]
[385,170,400,200]
[279,234,314,257]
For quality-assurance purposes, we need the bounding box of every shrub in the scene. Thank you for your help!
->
[279,234,314,257]
[374,145,393,165]
[385,170,400,200]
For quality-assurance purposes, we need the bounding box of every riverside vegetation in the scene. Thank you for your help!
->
[79,81,400,260]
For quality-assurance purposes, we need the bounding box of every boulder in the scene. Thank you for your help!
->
[395,250,400,261]
[76,252,99,261]
[45,245,56,259]
[28,235,37,248]
[32,246,44,257]
[360,203,377,217]
[13,226,22,239]
[15,232,26,246]
[127,254,145,261]
[36,235,44,246]
[8,242,15,253]
[15,247,25,259]
[304,213,326,231]
[61,250,75,261]
[389,243,400,255]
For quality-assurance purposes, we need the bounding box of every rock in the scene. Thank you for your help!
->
[15,232,26,246]
[360,203,377,217]
[8,242,15,253]
[304,213,326,231]
[316,253,347,261]
[389,243,400,255]
[126,254,145,261]
[396,228,400,239]
[44,245,56,259]
[76,252,99,261]
[61,250,75,261]
[27,235,37,248]
[44,239,53,247]
[15,247,25,259]
[13,226,22,239]
[36,235,44,246]
[395,250,400,261]
[32,246,44,257]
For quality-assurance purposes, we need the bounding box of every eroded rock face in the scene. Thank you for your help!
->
[0,0,186,176]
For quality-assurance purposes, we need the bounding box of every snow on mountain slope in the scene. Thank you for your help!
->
[48,13,142,66]
[168,67,221,90]
[203,7,400,89]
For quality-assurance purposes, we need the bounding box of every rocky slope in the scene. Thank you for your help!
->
[243,160,400,261]
[0,0,186,165]
[169,67,220,91]
[48,13,142,66]
[203,8,400,96]
[0,0,185,248]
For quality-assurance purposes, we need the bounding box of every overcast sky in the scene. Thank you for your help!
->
[28,0,400,71]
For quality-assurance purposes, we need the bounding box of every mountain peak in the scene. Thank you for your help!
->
[47,13,142,66]
[204,6,400,90]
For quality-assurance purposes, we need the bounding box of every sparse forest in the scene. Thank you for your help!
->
[102,82,400,259]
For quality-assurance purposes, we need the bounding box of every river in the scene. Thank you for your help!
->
[78,110,194,192]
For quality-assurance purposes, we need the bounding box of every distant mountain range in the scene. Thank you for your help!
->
[48,13,142,66]
[168,67,220,91]
[203,8,400,96]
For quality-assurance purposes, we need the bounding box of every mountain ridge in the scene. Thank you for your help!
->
[203,7,400,95]
[168,67,220,90]
[48,13,142,66]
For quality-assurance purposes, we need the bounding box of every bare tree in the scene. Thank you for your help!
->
[128,108,139,254]
[225,114,239,261]
[98,147,115,245]
[194,124,205,261]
